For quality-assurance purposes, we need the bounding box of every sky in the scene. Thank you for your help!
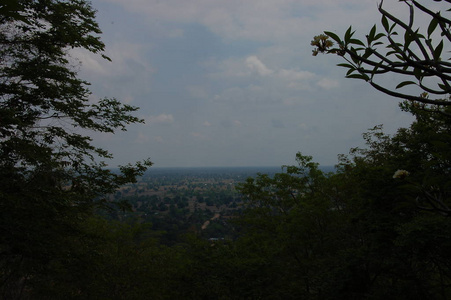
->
[75,0,444,168]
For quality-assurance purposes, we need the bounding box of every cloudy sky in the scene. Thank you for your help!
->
[77,0,443,168]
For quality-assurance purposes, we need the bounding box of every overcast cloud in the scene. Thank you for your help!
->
[77,0,444,167]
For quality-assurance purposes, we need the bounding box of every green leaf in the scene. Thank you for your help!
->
[346,68,356,76]
[396,81,416,89]
[382,15,389,32]
[404,31,413,49]
[416,33,425,39]
[374,33,385,41]
[349,39,365,46]
[344,26,354,44]
[434,40,444,60]
[438,83,449,91]
[371,62,382,79]
[390,23,397,33]
[367,25,376,43]
[395,54,405,61]
[101,54,112,62]
[346,73,369,81]
[337,63,355,69]
[0,0,30,24]
[428,17,439,37]
[324,31,341,43]
[351,54,360,65]
[414,67,423,80]
[362,48,373,59]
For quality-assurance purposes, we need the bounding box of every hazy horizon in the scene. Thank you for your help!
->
[77,0,446,168]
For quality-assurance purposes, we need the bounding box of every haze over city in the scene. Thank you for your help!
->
[76,0,442,168]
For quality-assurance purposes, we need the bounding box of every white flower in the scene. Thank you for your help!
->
[393,169,410,179]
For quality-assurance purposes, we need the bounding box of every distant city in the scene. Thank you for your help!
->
[146,165,337,176]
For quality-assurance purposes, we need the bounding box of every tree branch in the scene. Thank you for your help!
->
[369,81,451,105]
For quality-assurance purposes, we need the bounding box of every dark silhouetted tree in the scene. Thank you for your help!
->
[0,1,151,298]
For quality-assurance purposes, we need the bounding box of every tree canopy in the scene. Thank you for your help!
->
[235,109,451,298]
[312,0,451,114]
[0,1,151,298]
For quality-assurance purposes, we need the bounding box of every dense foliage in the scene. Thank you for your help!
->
[235,107,451,298]
[0,0,151,298]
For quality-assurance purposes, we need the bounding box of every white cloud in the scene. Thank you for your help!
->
[220,119,242,128]
[100,0,389,43]
[190,132,205,139]
[245,56,273,76]
[242,56,317,91]
[187,86,209,99]
[298,123,308,130]
[282,97,299,106]
[123,96,134,104]
[154,136,164,143]
[240,56,316,84]
[272,119,285,129]
[73,41,155,103]
[166,28,184,38]
[135,132,150,144]
[146,114,174,125]
[74,43,153,77]
[206,57,250,78]
[317,78,340,89]
[72,49,107,76]
[277,69,316,90]
[277,69,315,81]
[84,0,423,167]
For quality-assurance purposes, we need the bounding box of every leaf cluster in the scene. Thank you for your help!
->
[313,0,451,109]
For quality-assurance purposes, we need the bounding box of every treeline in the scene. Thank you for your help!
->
[5,103,451,299]
[92,106,451,299]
